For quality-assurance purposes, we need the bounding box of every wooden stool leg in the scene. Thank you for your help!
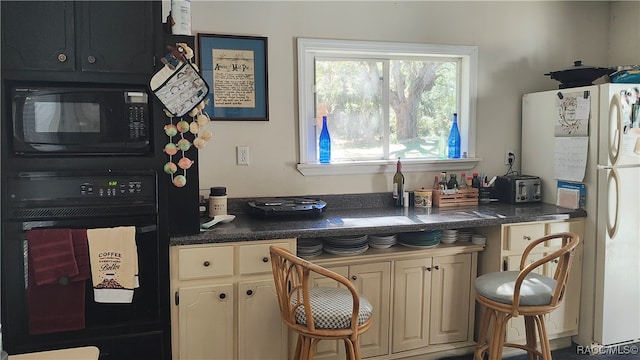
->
[488,312,507,360]
[294,335,303,360]
[352,336,362,360]
[298,335,312,360]
[343,338,357,360]
[534,314,552,360]
[524,315,538,360]
[474,306,493,359]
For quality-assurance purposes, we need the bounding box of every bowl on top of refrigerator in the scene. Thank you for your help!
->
[545,61,615,89]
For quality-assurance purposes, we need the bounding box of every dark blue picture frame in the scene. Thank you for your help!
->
[197,33,269,121]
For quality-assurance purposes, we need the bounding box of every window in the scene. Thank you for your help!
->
[297,38,479,176]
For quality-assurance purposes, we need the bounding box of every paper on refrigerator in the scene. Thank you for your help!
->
[554,137,588,181]
[553,91,590,181]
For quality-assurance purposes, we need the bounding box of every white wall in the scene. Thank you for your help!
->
[163,1,639,198]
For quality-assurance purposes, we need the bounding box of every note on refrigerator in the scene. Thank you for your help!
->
[555,92,590,136]
[554,137,588,181]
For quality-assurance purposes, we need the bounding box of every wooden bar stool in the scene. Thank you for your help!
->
[269,245,373,360]
[474,232,580,360]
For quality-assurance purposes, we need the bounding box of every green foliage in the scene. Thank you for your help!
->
[315,58,457,160]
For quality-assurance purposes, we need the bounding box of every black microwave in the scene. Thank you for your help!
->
[11,85,151,156]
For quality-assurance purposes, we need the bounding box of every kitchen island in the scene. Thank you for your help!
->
[168,195,586,360]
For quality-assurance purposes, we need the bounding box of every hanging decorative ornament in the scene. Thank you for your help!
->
[150,42,214,187]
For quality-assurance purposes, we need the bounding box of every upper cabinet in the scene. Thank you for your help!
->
[1,1,157,76]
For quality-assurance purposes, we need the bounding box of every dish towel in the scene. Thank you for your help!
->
[27,228,78,285]
[87,226,139,303]
[27,228,90,335]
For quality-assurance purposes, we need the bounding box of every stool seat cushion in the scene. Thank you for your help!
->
[292,287,373,329]
[475,271,557,306]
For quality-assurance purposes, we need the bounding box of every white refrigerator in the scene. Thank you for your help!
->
[522,83,640,347]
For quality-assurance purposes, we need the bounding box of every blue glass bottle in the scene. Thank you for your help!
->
[447,113,461,159]
[319,115,331,163]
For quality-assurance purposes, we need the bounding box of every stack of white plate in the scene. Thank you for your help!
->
[471,234,487,245]
[323,235,369,256]
[441,229,458,244]
[297,239,323,258]
[458,230,473,242]
[368,234,397,249]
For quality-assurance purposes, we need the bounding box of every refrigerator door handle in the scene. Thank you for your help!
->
[597,164,640,170]
[608,94,623,166]
[607,168,620,239]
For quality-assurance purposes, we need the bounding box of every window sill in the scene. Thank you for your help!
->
[296,158,482,176]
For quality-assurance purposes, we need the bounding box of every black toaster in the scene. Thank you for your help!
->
[494,175,542,204]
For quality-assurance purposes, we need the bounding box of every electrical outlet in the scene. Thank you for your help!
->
[505,150,515,166]
[237,146,249,165]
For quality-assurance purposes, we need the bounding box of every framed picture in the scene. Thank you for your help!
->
[197,33,269,121]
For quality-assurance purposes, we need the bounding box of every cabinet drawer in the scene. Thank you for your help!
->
[506,223,545,251]
[506,254,546,274]
[545,222,570,247]
[239,242,291,275]
[178,246,234,280]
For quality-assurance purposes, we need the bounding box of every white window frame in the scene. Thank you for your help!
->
[296,38,480,176]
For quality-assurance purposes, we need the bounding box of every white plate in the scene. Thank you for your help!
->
[398,242,439,249]
[324,245,369,256]
[369,243,395,249]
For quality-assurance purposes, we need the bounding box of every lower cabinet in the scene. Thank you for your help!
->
[392,254,472,353]
[310,243,482,359]
[169,239,296,360]
[309,262,391,359]
[476,219,585,343]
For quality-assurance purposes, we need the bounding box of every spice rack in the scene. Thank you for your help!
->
[433,188,479,208]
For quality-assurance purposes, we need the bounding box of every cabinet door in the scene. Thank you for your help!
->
[178,284,234,360]
[504,252,545,342]
[392,258,432,353]
[430,254,472,344]
[309,266,349,360]
[77,1,156,74]
[350,262,391,358]
[309,263,391,359]
[238,279,288,360]
[546,243,582,336]
[1,1,75,71]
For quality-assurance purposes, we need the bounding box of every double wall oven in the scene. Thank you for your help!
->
[1,79,171,357]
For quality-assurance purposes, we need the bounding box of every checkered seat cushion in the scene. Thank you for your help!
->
[475,271,558,306]
[292,287,373,329]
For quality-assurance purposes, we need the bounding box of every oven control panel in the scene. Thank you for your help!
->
[6,171,156,203]
[80,179,145,197]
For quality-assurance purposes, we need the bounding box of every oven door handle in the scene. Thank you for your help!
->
[21,222,157,234]
[137,224,157,233]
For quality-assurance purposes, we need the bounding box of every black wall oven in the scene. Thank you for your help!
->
[1,170,169,359]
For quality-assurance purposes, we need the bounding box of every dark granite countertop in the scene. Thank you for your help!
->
[170,193,587,246]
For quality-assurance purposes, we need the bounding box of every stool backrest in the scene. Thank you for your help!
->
[269,245,363,335]
[513,232,580,310]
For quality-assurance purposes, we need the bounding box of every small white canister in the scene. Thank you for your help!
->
[208,187,227,217]
[414,189,433,208]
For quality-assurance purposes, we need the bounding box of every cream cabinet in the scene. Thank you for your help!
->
[170,239,296,360]
[309,243,482,360]
[392,253,473,353]
[307,262,392,359]
[476,219,585,342]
